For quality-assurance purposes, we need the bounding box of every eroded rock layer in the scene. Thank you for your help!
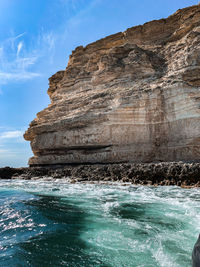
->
[24,5,200,165]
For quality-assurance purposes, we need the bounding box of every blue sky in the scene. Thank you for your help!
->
[0,0,198,167]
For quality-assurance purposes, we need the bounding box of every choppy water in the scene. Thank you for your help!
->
[0,180,199,267]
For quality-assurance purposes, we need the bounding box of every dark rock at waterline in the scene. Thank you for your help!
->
[0,162,200,187]
[0,166,49,179]
[0,167,24,179]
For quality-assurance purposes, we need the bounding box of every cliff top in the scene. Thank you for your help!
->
[69,4,200,64]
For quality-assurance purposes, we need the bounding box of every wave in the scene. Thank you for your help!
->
[0,179,199,266]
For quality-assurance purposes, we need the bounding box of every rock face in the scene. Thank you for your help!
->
[1,163,200,187]
[24,5,200,166]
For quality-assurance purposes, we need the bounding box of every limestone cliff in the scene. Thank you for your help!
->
[24,5,200,166]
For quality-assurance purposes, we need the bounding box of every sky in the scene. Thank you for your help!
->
[0,0,198,167]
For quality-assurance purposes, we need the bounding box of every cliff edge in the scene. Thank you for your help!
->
[24,5,200,166]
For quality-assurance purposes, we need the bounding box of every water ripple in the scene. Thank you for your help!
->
[0,180,199,266]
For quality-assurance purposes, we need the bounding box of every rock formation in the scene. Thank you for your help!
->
[24,5,200,166]
[1,162,200,187]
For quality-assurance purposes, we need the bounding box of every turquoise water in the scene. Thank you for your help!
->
[0,180,199,267]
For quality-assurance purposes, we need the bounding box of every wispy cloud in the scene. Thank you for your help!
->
[60,0,80,10]
[0,71,40,84]
[9,32,26,42]
[17,41,23,57]
[0,127,30,166]
[59,0,103,43]
[42,32,55,51]
[0,148,16,155]
[0,129,26,163]
[0,33,41,88]
[0,149,12,159]
[0,149,9,153]
[0,130,24,139]
[0,148,21,161]
[0,128,25,147]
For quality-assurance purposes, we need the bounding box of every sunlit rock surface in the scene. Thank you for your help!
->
[24,5,200,166]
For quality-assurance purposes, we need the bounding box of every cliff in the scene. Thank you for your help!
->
[24,5,200,166]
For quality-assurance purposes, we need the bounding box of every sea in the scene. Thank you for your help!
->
[0,179,199,267]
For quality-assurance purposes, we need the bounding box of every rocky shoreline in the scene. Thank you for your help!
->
[1,162,200,187]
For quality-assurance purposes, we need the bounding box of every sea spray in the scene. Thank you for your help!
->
[0,179,199,266]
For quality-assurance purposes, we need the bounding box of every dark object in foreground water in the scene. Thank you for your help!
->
[52,188,60,191]
[192,234,200,267]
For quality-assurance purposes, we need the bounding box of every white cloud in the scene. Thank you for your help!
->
[12,32,26,41]
[35,31,57,64]
[0,71,40,84]
[0,128,29,166]
[0,128,27,163]
[0,149,11,153]
[42,32,55,51]
[0,32,40,87]
[0,148,20,159]
[16,56,38,68]
[0,130,24,139]
[17,41,23,57]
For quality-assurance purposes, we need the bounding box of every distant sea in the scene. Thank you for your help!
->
[0,179,199,267]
